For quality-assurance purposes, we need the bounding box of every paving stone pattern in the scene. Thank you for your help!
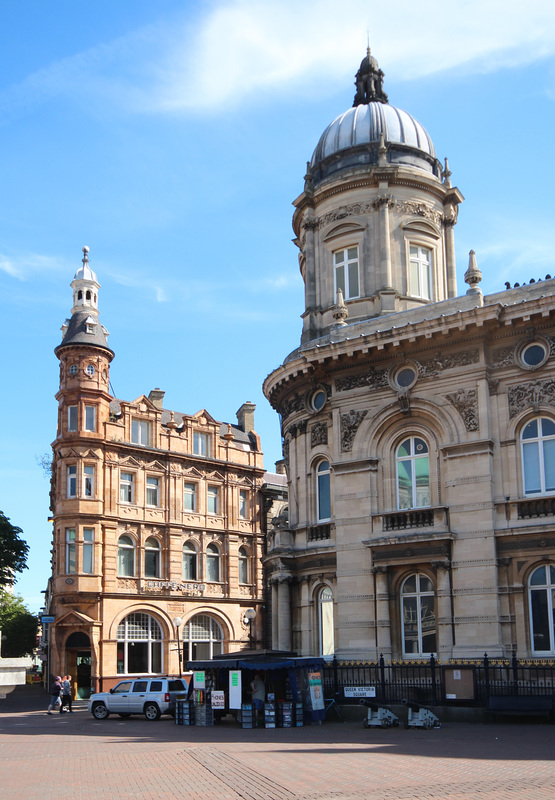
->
[1,693,554,800]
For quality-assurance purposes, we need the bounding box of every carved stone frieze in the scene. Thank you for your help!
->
[341,409,368,452]
[419,349,479,377]
[508,378,555,418]
[446,388,479,431]
[395,200,442,227]
[491,345,515,368]
[301,199,444,231]
[487,378,499,396]
[311,422,328,447]
[286,420,307,438]
[336,367,389,392]
[280,392,305,421]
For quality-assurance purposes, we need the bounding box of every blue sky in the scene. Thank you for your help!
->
[1,0,555,612]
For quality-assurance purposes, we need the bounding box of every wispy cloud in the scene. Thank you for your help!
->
[1,0,554,120]
[0,252,64,280]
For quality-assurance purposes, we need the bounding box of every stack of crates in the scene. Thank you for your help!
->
[278,701,293,728]
[175,699,194,725]
[194,704,214,726]
[264,702,276,728]
[294,701,304,727]
[241,702,254,729]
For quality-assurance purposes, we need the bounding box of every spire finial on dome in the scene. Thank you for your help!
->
[332,288,349,327]
[82,245,90,265]
[353,47,388,107]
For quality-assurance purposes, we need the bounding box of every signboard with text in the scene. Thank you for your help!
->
[344,686,376,698]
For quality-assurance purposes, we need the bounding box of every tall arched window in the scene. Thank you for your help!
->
[144,537,160,578]
[318,586,335,658]
[182,540,197,580]
[316,460,331,521]
[401,574,436,656]
[238,546,249,584]
[521,417,555,496]
[117,535,135,577]
[206,543,220,582]
[182,614,224,660]
[529,565,555,653]
[116,612,162,674]
[396,437,430,509]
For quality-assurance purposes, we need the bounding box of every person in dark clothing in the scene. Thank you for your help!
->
[47,677,62,715]
[60,675,73,713]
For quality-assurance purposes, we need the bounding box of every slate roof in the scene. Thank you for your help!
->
[55,311,113,356]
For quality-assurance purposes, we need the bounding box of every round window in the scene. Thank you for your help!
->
[69,364,78,376]
[86,364,95,377]
[311,389,327,412]
[396,367,417,389]
[521,342,547,369]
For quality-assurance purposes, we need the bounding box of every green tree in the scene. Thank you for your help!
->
[0,511,29,586]
[0,590,38,657]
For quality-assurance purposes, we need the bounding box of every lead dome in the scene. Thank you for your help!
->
[309,50,441,186]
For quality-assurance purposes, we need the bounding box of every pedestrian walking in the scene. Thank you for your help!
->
[60,675,73,713]
[47,676,62,715]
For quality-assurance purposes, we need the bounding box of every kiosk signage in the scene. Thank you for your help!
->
[229,670,242,709]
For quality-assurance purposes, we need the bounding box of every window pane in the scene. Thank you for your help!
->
[320,593,335,657]
[347,247,358,260]
[348,262,359,297]
[317,471,331,520]
[146,477,159,506]
[542,418,555,437]
[543,439,555,492]
[334,251,344,264]
[183,553,197,580]
[84,465,94,497]
[397,440,411,458]
[184,483,196,511]
[207,487,219,514]
[414,438,428,455]
[530,566,546,586]
[194,432,208,456]
[66,544,76,574]
[531,589,551,651]
[522,420,538,440]
[403,596,419,654]
[523,442,541,494]
[415,456,430,507]
[145,549,159,578]
[403,575,417,594]
[335,264,345,295]
[85,405,96,431]
[239,490,248,518]
[397,460,412,509]
[68,406,78,432]
[207,552,220,582]
[127,642,148,673]
[419,575,434,593]
[83,543,93,574]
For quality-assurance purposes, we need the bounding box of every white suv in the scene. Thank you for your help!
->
[88,677,188,721]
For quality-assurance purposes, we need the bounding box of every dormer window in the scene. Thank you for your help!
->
[193,432,209,457]
[131,419,150,446]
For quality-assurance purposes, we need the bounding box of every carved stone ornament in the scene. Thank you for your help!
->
[280,392,305,421]
[491,346,515,369]
[286,420,307,438]
[282,437,290,467]
[508,378,555,418]
[336,367,389,392]
[311,422,328,448]
[341,409,368,452]
[446,388,479,431]
[302,199,444,232]
[419,349,479,377]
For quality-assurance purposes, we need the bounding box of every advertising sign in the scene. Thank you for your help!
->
[308,671,325,710]
[193,671,206,689]
[229,670,242,709]
[211,690,225,709]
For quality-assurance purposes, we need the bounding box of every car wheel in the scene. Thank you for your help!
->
[144,702,161,721]
[92,702,110,720]
[118,713,131,718]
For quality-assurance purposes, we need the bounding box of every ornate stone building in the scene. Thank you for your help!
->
[47,250,270,694]
[263,51,555,661]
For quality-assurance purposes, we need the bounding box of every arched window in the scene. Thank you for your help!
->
[529,565,555,654]
[182,540,197,581]
[316,460,331,521]
[238,546,249,584]
[117,535,135,577]
[521,417,555,496]
[116,612,162,674]
[144,536,160,578]
[182,614,224,661]
[401,574,436,656]
[206,543,220,582]
[318,586,335,658]
[396,437,430,509]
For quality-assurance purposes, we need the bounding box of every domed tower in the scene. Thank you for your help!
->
[54,246,114,446]
[296,49,463,344]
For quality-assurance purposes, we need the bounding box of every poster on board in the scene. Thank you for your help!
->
[308,672,325,710]
[229,670,242,709]
[193,671,206,689]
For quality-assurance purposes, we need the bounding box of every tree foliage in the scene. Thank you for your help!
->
[0,590,38,658]
[0,511,29,586]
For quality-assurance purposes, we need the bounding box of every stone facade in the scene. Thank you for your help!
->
[263,53,555,662]
[47,254,271,694]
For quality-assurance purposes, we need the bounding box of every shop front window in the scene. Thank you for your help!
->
[116,612,163,674]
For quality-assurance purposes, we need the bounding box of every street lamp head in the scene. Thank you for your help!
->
[173,617,183,629]
[243,608,256,625]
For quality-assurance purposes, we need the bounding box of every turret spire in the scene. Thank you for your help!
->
[353,47,388,106]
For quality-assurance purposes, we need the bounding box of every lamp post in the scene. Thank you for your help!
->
[242,608,256,649]
[173,617,183,678]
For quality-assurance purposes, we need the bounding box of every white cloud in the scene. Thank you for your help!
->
[1,0,555,119]
[0,253,63,281]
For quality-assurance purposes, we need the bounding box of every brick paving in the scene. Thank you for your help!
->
[1,687,554,800]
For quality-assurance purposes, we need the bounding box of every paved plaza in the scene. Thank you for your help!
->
[1,687,554,800]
